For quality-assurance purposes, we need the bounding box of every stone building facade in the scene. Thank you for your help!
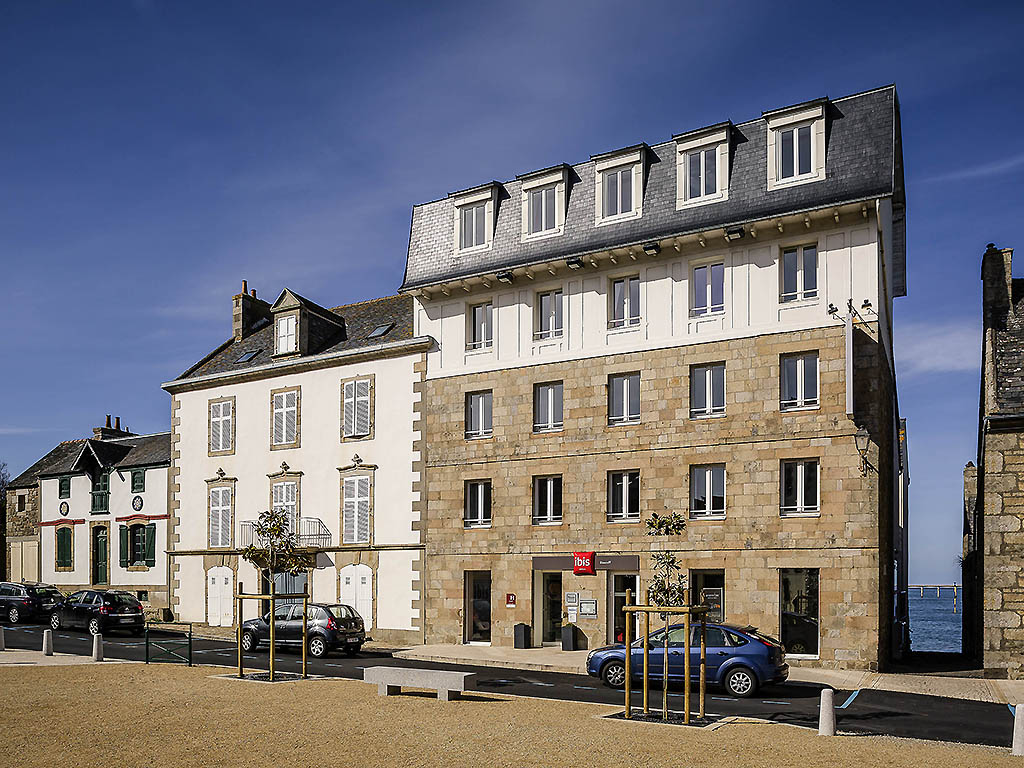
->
[963,244,1024,679]
[403,85,910,669]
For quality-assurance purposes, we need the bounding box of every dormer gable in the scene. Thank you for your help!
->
[270,288,347,358]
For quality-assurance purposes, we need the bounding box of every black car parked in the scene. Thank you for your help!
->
[240,603,366,658]
[49,590,145,636]
[0,582,64,623]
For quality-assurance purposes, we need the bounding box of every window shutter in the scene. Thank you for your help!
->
[145,523,156,566]
[355,379,370,436]
[284,391,297,443]
[209,489,222,548]
[343,478,356,544]
[119,525,129,567]
[343,381,355,437]
[356,476,370,543]
[220,489,232,547]
[210,404,221,451]
[273,394,285,444]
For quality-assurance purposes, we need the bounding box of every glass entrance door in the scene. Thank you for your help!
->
[780,568,820,656]
[690,569,725,622]
[465,571,491,643]
[91,526,108,585]
[541,572,562,644]
[610,573,638,644]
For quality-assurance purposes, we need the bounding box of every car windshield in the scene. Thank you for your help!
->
[736,626,780,646]
[104,593,140,606]
[27,587,62,599]
[325,605,354,619]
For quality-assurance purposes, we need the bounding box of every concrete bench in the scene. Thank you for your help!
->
[363,666,476,701]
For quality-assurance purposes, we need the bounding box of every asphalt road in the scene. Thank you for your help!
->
[1,621,1014,748]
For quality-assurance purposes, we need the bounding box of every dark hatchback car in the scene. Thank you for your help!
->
[49,590,145,636]
[586,623,789,698]
[241,603,366,658]
[0,582,64,623]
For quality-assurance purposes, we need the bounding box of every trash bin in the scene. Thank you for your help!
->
[561,623,578,651]
[513,623,531,649]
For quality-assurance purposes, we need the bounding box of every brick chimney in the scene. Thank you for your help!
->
[233,279,272,341]
[93,414,135,441]
[981,243,1015,329]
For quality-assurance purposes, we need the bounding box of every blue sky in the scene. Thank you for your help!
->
[2,1,1022,584]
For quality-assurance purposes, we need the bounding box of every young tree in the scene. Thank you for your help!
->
[644,511,688,607]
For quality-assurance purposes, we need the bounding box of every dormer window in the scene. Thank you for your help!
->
[764,100,826,190]
[675,124,729,209]
[593,146,644,225]
[275,315,297,355]
[452,184,498,254]
[519,165,568,242]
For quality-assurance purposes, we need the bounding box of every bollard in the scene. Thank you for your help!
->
[42,629,53,656]
[818,688,836,736]
[92,633,103,662]
[0,625,5,651]
[1013,704,1023,757]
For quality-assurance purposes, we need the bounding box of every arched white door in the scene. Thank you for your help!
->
[207,566,233,627]
[339,564,372,630]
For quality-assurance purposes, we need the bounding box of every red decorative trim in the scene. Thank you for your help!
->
[38,518,85,527]
[114,513,170,522]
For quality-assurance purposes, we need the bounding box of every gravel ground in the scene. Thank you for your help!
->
[0,664,1016,768]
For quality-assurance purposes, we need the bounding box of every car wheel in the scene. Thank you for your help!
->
[7,607,19,624]
[88,618,101,636]
[724,666,758,698]
[308,635,327,659]
[786,641,807,654]
[50,612,61,630]
[241,631,258,652]
[344,644,362,657]
[601,660,627,689]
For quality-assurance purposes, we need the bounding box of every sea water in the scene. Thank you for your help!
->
[908,587,961,653]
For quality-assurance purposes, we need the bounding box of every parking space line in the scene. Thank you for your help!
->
[532,682,554,687]
[837,690,860,710]
[712,696,736,701]
[761,700,790,705]
[573,686,595,690]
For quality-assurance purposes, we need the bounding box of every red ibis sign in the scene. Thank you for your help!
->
[573,552,596,575]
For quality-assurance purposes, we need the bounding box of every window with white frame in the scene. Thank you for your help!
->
[210,400,233,453]
[780,245,818,302]
[464,480,492,528]
[607,470,640,522]
[609,276,640,328]
[533,381,563,432]
[528,185,557,235]
[272,389,299,446]
[459,202,487,250]
[465,391,493,438]
[602,165,633,219]
[272,480,297,533]
[343,379,371,438]
[690,464,725,517]
[765,103,825,190]
[685,146,718,201]
[780,352,819,410]
[533,475,562,525]
[776,123,813,181]
[608,372,640,425]
[468,302,493,350]
[275,315,297,354]
[675,126,729,209]
[343,476,370,544]
[781,459,819,516]
[209,487,232,548]
[535,290,563,339]
[692,262,724,316]
[690,363,725,418]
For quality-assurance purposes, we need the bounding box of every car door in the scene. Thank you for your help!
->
[689,625,730,682]
[0,584,14,615]
[269,603,296,644]
[67,591,90,627]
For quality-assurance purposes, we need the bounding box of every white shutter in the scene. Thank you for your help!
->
[343,477,357,544]
[273,394,285,444]
[284,482,297,533]
[221,401,232,451]
[284,391,297,443]
[343,380,356,437]
[355,379,370,436]
[210,488,231,548]
[210,402,222,452]
[356,476,370,543]
[209,489,220,547]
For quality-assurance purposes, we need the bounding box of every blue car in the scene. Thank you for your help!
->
[586,622,789,697]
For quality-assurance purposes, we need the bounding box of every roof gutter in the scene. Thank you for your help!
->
[162,335,434,393]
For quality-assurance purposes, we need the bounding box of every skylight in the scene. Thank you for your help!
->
[367,323,394,339]
[236,350,260,363]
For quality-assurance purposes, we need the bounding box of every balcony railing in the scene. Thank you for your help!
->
[238,517,332,549]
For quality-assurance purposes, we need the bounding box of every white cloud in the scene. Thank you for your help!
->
[921,151,1024,183]
[896,320,981,377]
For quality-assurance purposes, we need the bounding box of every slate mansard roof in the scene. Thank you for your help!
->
[992,279,1024,414]
[9,432,172,489]
[401,85,906,295]
[174,293,416,383]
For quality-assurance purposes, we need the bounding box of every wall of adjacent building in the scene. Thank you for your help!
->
[5,487,40,582]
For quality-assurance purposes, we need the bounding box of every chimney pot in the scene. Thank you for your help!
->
[251,289,257,298]
[105,415,111,428]
[114,416,121,430]
[242,279,248,295]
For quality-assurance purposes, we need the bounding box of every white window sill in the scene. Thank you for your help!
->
[779,296,820,307]
[690,309,725,319]
[464,523,492,530]
[689,513,726,520]
[606,517,641,524]
[780,510,821,518]
[465,433,493,441]
[532,520,563,527]
[532,426,563,434]
[522,228,563,243]
[607,321,642,333]
[596,209,641,227]
[784,653,820,661]
[769,172,824,191]
[676,192,727,211]
[780,404,820,413]
[456,243,491,256]
[690,411,726,420]
[608,418,641,427]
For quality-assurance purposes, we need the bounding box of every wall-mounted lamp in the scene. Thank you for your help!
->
[725,226,745,241]
[566,256,584,270]
[861,299,872,311]
[827,303,839,317]
[854,427,871,476]
[642,242,661,256]
[496,271,514,284]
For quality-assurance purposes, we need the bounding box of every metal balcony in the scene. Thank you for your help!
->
[238,517,332,549]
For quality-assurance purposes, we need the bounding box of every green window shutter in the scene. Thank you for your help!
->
[56,529,68,567]
[119,525,129,568]
[145,523,156,567]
